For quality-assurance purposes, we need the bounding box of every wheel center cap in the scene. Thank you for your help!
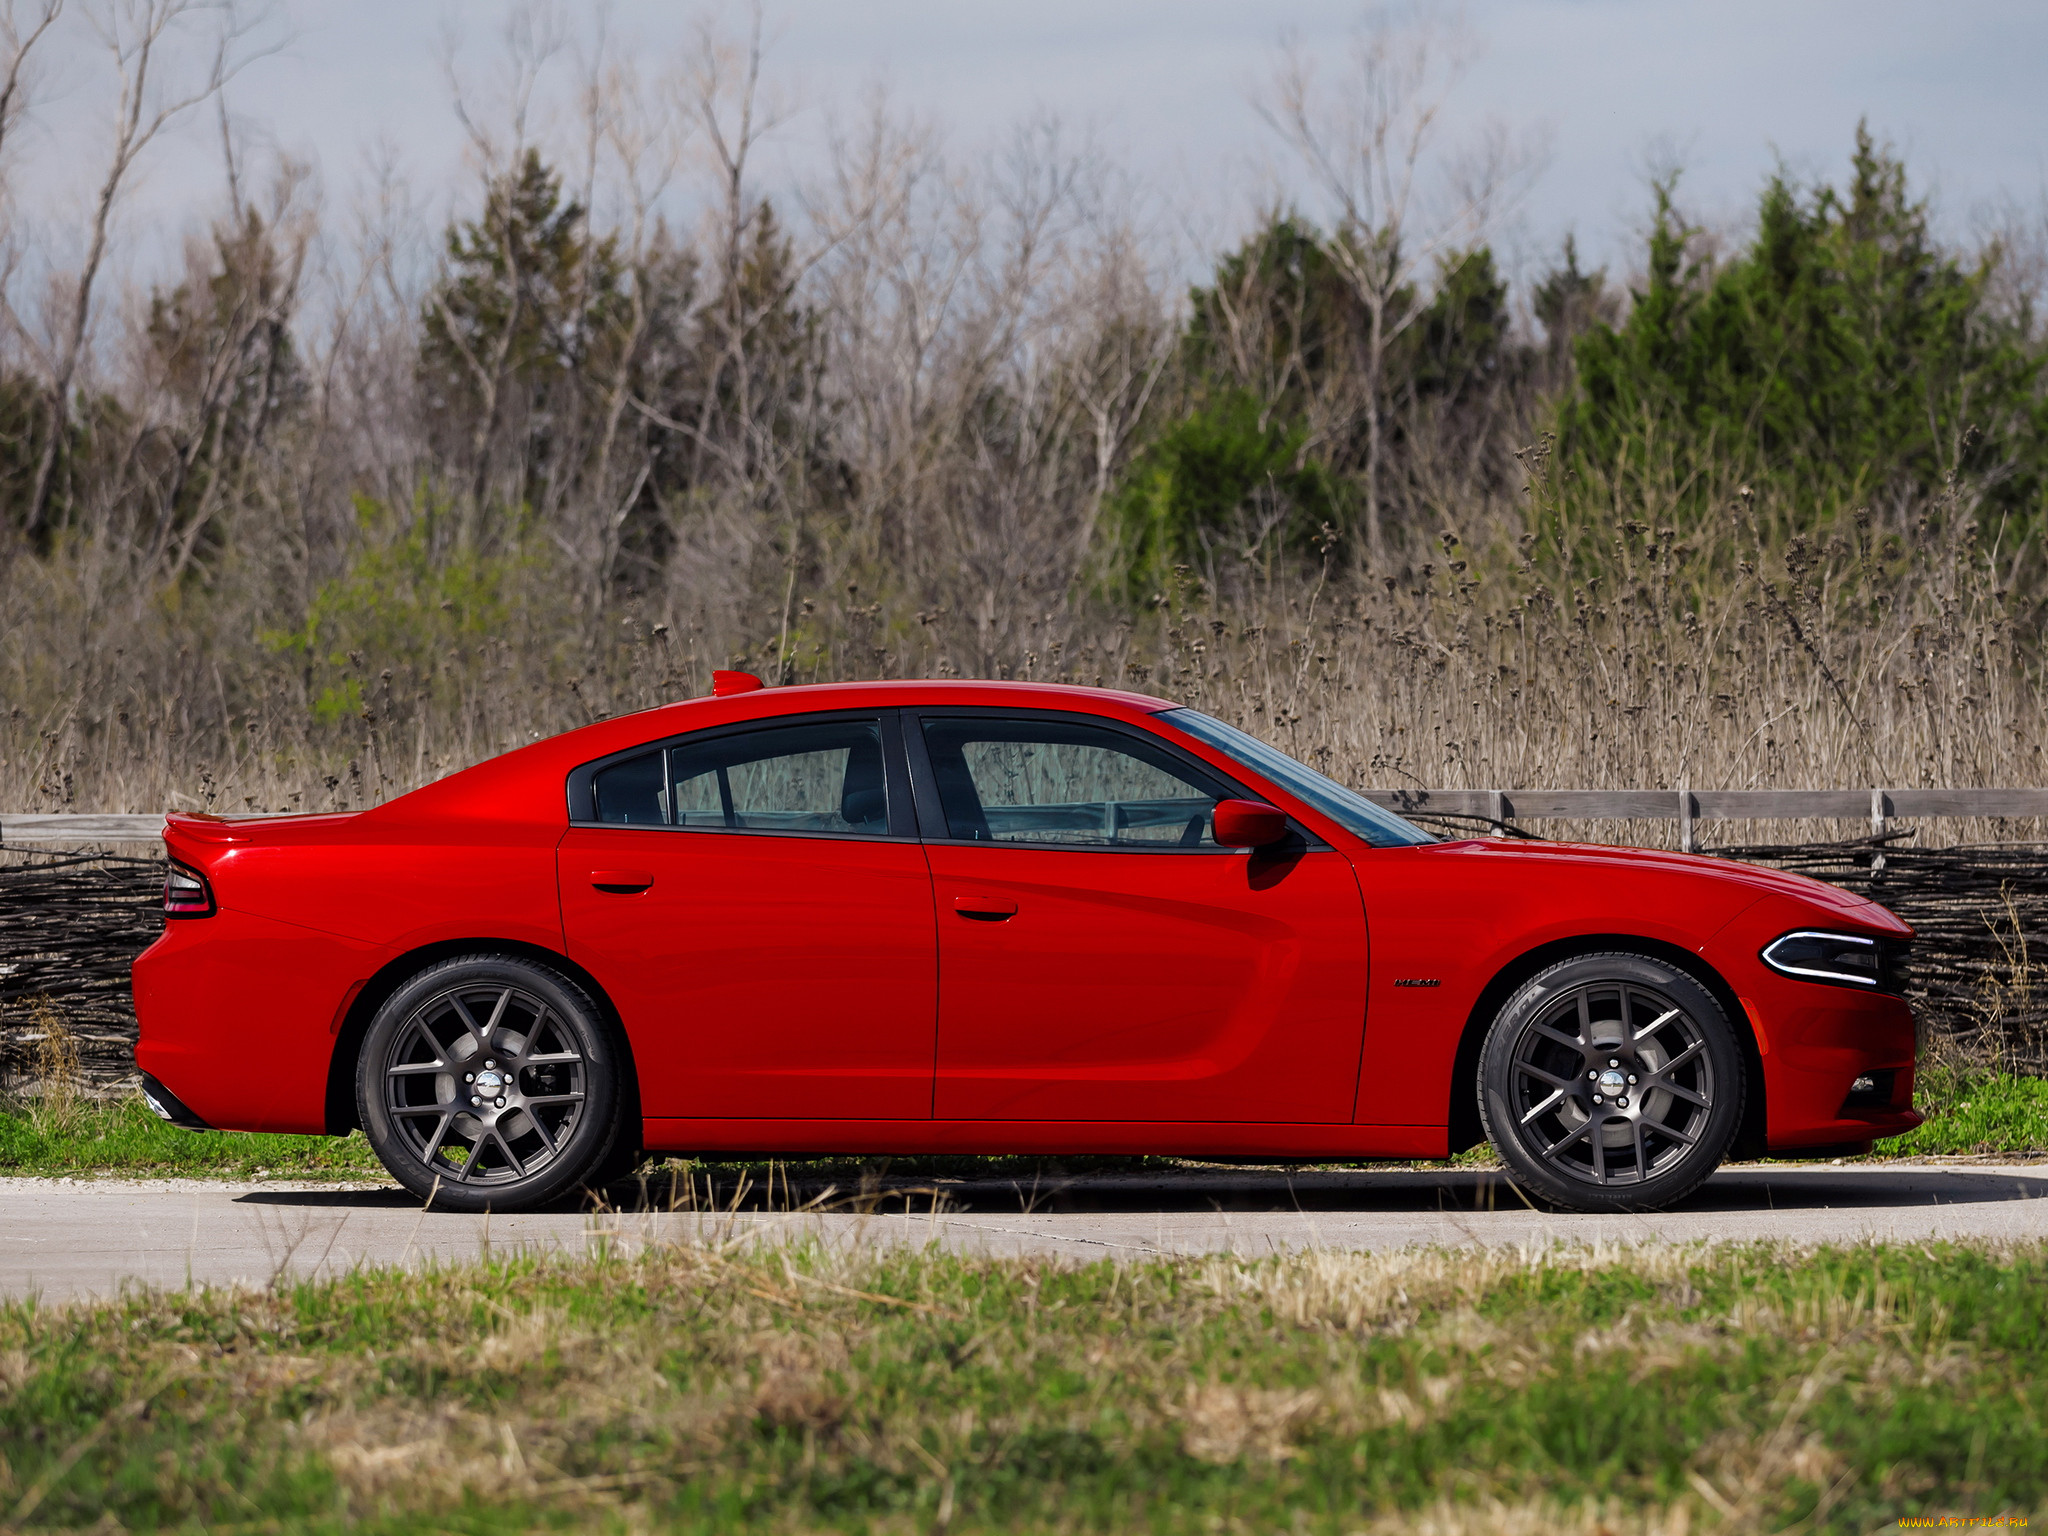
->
[474,1069,508,1096]
[1596,1068,1628,1098]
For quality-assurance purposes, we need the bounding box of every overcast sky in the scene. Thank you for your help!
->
[10,0,2047,297]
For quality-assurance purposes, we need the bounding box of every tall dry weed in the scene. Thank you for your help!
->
[23,996,81,1136]
[6,473,2043,850]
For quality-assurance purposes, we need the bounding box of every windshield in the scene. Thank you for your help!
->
[1161,709,1436,848]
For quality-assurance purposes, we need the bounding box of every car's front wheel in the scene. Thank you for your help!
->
[357,955,625,1213]
[1476,952,1744,1212]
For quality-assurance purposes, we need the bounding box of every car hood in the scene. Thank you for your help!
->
[1442,837,1911,937]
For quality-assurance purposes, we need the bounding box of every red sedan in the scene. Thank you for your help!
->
[132,678,1920,1213]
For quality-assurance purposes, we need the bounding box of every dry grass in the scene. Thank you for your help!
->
[0,1236,2041,1531]
[6,476,2042,858]
[14,998,81,1139]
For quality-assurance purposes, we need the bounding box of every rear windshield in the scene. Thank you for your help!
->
[1160,709,1436,848]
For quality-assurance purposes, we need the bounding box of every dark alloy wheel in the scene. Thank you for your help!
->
[357,956,624,1213]
[1477,952,1744,1212]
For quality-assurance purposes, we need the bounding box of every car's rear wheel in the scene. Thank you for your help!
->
[357,955,624,1213]
[1476,952,1743,1212]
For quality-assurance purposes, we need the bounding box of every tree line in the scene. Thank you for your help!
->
[1,2,2044,759]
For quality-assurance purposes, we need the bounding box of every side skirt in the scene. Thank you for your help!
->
[640,1118,1448,1160]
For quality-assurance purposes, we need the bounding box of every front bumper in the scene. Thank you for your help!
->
[1711,903,1922,1153]
[1752,985,1921,1151]
[1736,962,1908,1155]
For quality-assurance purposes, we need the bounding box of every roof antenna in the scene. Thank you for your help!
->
[712,670,765,697]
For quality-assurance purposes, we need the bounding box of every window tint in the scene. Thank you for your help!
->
[919,717,1227,847]
[590,750,666,825]
[590,718,891,836]
[1161,708,1435,847]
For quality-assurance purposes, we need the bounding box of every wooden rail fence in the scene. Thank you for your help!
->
[9,788,2048,852]
[1361,789,2048,856]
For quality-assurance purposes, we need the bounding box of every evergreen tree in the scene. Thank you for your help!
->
[1106,215,1517,584]
[1105,388,1344,597]
[141,206,304,574]
[419,149,631,513]
[1531,234,1613,377]
[1562,126,2048,524]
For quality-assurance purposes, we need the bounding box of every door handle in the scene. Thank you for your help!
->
[952,894,1017,921]
[589,869,655,894]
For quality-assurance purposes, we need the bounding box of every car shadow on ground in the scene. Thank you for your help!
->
[235,1162,2048,1216]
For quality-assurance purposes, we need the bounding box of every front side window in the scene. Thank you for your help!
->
[919,717,1229,847]
[1161,708,1435,847]
[588,718,891,836]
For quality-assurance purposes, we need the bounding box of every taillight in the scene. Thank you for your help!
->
[164,860,216,918]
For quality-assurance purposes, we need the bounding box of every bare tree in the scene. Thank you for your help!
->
[1977,185,2048,334]
[1069,248,1172,566]
[682,1,790,492]
[568,26,687,619]
[0,0,65,380]
[1256,7,1543,563]
[0,0,62,181]
[141,156,314,582]
[12,0,270,552]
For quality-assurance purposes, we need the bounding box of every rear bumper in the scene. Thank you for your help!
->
[132,906,387,1134]
[137,1072,211,1131]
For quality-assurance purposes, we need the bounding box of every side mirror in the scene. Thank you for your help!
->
[1211,798,1289,848]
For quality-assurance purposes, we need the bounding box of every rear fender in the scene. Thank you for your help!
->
[324,938,641,1145]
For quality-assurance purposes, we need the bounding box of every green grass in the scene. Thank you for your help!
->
[0,1239,2042,1532]
[0,1096,385,1179]
[2,1064,2040,1186]
[1875,1066,2048,1156]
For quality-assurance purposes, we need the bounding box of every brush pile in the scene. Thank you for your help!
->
[1720,837,2048,1065]
[0,849,164,1089]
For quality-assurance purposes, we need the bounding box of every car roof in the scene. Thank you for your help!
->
[367,678,1185,828]
[701,678,1177,710]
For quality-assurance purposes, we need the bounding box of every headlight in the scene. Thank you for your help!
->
[1760,930,1906,992]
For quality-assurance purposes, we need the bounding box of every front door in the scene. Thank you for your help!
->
[913,712,1369,1123]
[559,712,936,1120]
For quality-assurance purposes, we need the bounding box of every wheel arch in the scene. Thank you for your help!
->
[1444,933,1766,1159]
[323,938,642,1142]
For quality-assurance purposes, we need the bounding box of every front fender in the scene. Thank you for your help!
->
[1348,841,1768,1128]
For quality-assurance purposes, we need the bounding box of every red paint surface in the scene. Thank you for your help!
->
[928,844,1367,1122]
[558,827,937,1119]
[132,679,1922,1159]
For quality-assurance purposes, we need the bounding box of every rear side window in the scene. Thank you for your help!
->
[588,718,891,836]
[590,751,666,825]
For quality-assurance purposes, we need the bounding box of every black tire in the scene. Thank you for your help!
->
[1476,952,1744,1212]
[356,955,625,1213]
[582,1137,651,1207]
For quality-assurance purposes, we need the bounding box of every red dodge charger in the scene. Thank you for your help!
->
[132,677,1920,1212]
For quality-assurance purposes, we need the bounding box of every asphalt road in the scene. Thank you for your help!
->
[4,1162,2046,1301]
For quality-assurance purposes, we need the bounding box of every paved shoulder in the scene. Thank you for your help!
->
[2,1164,2044,1302]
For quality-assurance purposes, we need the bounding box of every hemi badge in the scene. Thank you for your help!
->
[1393,978,1441,988]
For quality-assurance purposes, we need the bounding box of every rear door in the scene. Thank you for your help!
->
[910,711,1370,1124]
[558,711,936,1121]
